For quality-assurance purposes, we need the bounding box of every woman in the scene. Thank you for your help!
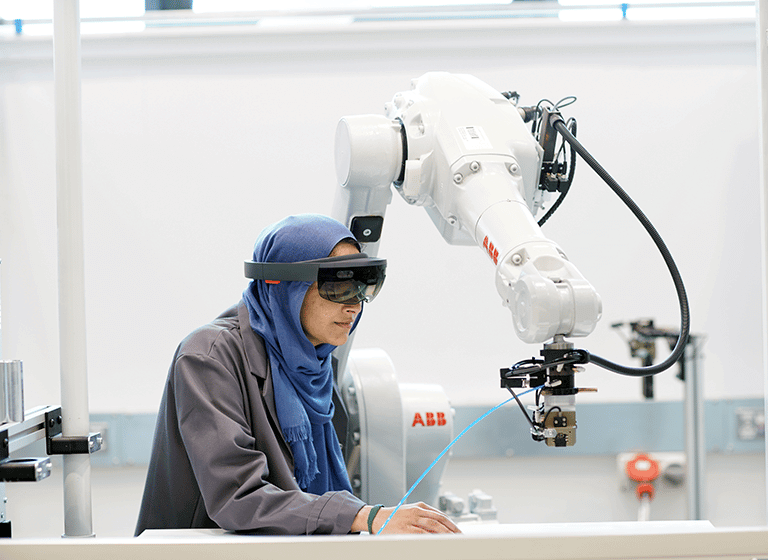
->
[135,214,459,536]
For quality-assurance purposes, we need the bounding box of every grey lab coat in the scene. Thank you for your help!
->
[135,301,365,536]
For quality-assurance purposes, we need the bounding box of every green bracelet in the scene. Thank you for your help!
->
[367,504,384,534]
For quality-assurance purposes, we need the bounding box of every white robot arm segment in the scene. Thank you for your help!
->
[334,72,601,344]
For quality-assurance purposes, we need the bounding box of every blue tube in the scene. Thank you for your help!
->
[377,387,538,534]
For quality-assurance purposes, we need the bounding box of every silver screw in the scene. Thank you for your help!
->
[511,253,523,265]
[508,163,519,174]
[469,161,480,172]
[454,173,464,184]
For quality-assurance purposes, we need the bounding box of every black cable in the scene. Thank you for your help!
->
[542,406,562,425]
[552,117,690,377]
[533,98,577,226]
[565,118,577,186]
[506,387,537,430]
[538,118,577,227]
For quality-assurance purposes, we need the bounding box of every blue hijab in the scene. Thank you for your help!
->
[242,214,358,494]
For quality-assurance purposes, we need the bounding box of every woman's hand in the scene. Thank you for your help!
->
[353,502,462,534]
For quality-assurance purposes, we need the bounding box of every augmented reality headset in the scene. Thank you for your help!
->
[244,253,386,305]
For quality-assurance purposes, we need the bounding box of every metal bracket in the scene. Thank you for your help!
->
[0,458,52,482]
[47,432,103,456]
[0,427,9,462]
[43,407,103,455]
[45,407,63,439]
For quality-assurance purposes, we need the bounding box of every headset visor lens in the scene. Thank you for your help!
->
[244,253,386,304]
[317,263,385,304]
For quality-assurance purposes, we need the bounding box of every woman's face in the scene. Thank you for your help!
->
[300,242,362,347]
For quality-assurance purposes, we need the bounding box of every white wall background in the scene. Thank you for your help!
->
[0,17,762,416]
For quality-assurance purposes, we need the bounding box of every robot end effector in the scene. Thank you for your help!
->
[334,72,602,345]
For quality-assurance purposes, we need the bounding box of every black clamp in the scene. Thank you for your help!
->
[0,427,9,462]
[45,408,103,455]
[0,458,52,482]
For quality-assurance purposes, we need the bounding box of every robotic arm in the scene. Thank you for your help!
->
[333,72,601,346]
[332,72,602,448]
[333,72,688,452]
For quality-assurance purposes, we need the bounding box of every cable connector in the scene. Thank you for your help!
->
[517,105,539,123]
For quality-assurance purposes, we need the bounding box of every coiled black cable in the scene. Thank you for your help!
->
[552,117,690,377]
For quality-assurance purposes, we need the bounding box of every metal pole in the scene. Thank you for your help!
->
[53,0,94,538]
[683,336,705,520]
[757,0,768,527]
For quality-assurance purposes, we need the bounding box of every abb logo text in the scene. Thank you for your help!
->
[412,412,447,427]
[483,236,499,264]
